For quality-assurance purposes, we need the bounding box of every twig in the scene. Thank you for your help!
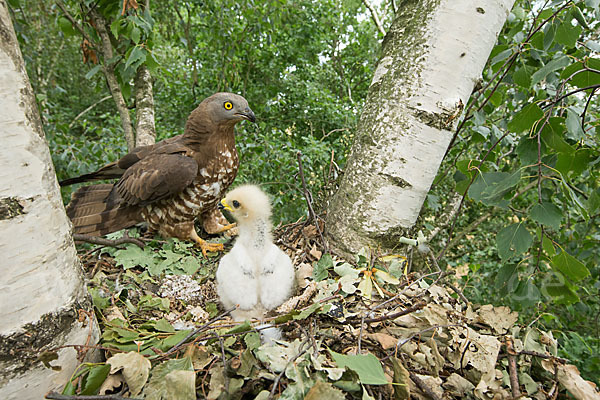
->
[68,96,112,129]
[55,1,96,46]
[581,86,597,132]
[268,339,310,400]
[160,307,235,358]
[357,315,365,354]
[362,301,426,324]
[72,233,145,249]
[361,0,386,36]
[541,83,600,109]
[505,337,521,398]
[409,371,442,400]
[46,393,141,400]
[296,151,328,253]
[446,283,469,304]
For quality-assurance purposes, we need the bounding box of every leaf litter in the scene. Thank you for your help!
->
[50,222,600,400]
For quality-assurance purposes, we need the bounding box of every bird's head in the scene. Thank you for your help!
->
[218,185,271,225]
[203,92,256,125]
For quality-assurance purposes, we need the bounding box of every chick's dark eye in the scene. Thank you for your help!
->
[232,200,240,208]
[224,101,233,110]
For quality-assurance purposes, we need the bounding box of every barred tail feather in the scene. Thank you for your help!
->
[66,184,141,236]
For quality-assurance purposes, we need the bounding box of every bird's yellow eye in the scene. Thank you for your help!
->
[224,101,233,110]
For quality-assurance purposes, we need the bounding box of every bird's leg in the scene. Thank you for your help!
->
[212,223,237,234]
[189,229,224,257]
[202,208,238,236]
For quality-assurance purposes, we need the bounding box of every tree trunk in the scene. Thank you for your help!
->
[90,8,136,151]
[134,64,156,147]
[326,0,515,258]
[0,3,99,398]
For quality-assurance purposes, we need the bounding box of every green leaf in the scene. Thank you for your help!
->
[560,176,589,220]
[85,65,102,80]
[556,149,593,175]
[516,136,539,165]
[530,202,562,230]
[508,103,544,133]
[57,16,77,36]
[496,223,533,260]
[131,26,141,44]
[543,22,557,50]
[114,245,157,270]
[227,321,252,334]
[495,263,518,290]
[513,66,533,88]
[313,254,333,281]
[81,364,110,395]
[571,6,589,29]
[542,236,556,257]
[469,171,521,205]
[544,275,580,305]
[560,59,600,88]
[124,46,146,71]
[551,251,590,282]
[294,303,321,320]
[540,117,574,154]
[329,351,388,385]
[565,109,584,141]
[244,332,261,350]
[531,56,570,85]
[154,318,175,333]
[555,20,583,48]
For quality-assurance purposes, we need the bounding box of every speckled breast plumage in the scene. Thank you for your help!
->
[141,149,239,239]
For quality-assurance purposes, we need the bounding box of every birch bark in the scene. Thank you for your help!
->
[326,0,515,257]
[134,64,156,147]
[0,3,98,397]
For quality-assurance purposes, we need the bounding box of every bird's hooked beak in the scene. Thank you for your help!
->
[219,198,233,212]
[236,107,256,123]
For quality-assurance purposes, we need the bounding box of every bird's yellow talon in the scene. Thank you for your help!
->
[196,239,224,257]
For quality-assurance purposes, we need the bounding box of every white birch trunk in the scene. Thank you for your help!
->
[134,64,156,147]
[0,2,98,398]
[327,0,515,256]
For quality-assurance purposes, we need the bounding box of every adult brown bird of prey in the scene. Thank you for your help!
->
[60,92,255,255]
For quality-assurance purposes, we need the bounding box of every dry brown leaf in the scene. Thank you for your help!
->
[106,351,151,397]
[557,364,600,400]
[105,305,126,322]
[309,244,322,260]
[367,332,397,350]
[98,373,124,395]
[295,262,314,288]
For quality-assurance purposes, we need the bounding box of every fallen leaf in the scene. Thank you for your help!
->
[310,244,322,260]
[98,373,124,395]
[305,380,346,400]
[368,332,397,350]
[557,364,600,400]
[165,370,195,400]
[106,351,151,397]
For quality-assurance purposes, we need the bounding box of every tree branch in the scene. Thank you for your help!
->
[89,8,136,151]
[361,0,386,36]
[68,95,112,129]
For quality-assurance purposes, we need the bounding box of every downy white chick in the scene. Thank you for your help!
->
[216,185,295,327]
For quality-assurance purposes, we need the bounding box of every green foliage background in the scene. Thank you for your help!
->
[10,0,600,385]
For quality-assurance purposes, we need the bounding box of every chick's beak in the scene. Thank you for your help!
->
[219,198,233,212]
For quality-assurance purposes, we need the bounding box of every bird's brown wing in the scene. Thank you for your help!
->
[115,153,199,206]
[59,137,188,186]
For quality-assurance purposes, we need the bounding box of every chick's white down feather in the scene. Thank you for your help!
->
[216,185,295,323]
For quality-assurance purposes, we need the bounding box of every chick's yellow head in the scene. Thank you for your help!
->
[219,185,272,223]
